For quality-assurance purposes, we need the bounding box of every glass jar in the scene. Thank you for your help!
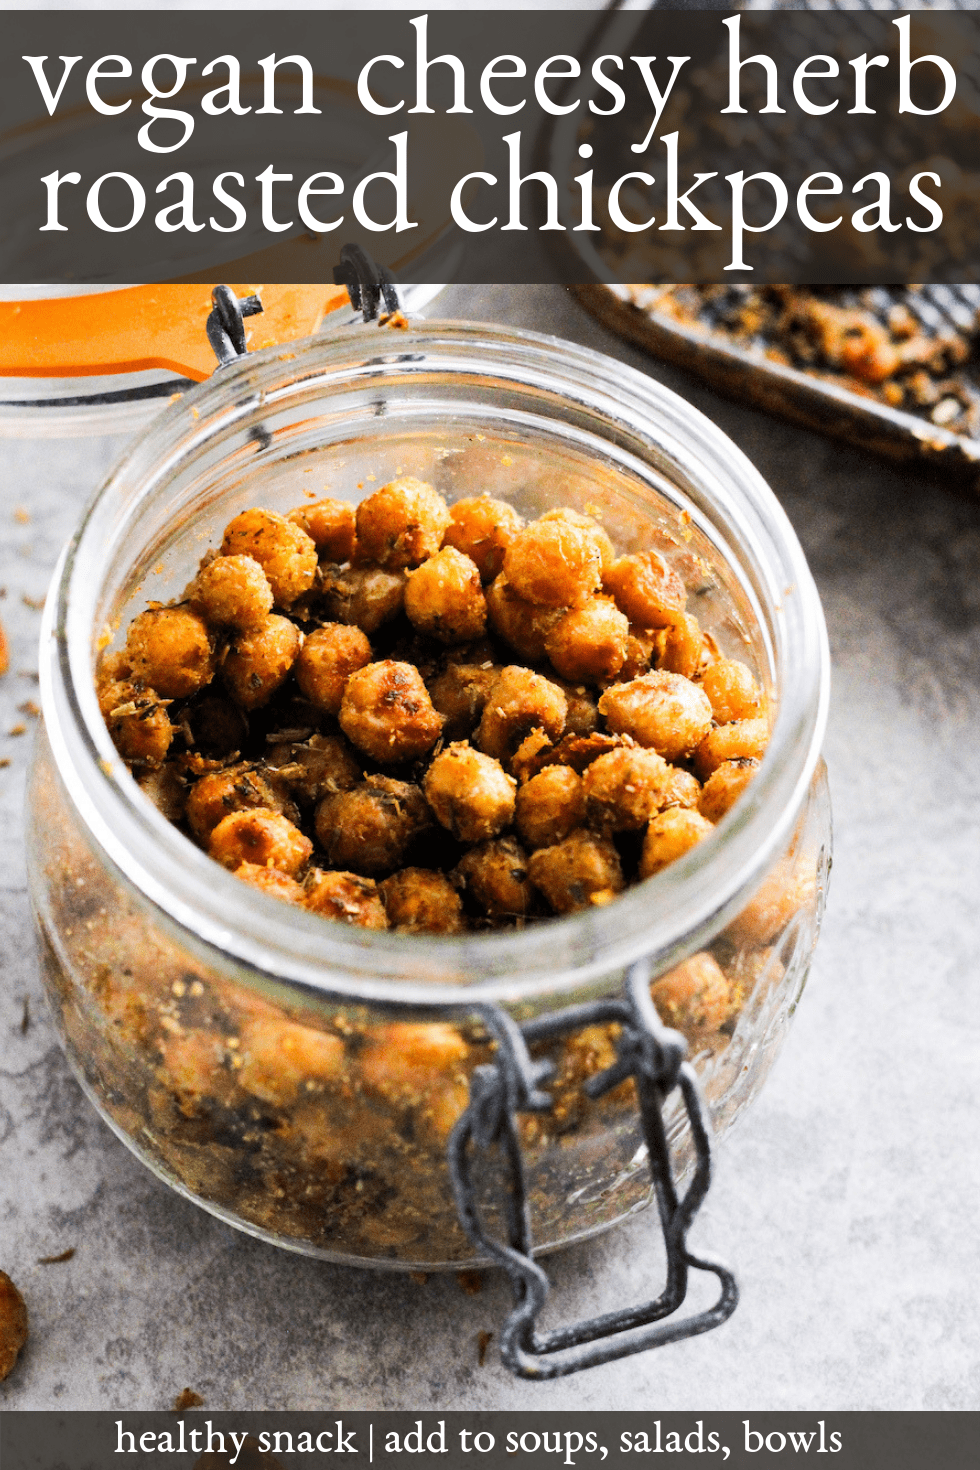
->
[27,320,830,1270]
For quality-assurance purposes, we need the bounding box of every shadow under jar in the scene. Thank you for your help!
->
[28,320,831,1270]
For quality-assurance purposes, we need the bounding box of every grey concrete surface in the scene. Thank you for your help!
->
[1,285,978,1411]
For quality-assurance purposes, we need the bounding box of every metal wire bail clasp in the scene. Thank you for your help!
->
[447,959,739,1380]
[206,285,264,368]
[333,243,402,322]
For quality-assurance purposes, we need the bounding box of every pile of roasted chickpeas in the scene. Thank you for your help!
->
[98,476,768,932]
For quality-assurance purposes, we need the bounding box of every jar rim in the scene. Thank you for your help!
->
[41,318,830,1010]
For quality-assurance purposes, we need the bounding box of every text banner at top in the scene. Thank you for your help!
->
[2,10,980,283]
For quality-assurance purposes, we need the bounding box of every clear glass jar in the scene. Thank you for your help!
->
[27,321,830,1269]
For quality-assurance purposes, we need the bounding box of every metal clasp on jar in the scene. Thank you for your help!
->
[447,958,738,1379]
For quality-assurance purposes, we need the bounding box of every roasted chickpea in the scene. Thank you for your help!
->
[650,952,732,1035]
[424,743,516,844]
[602,551,687,629]
[358,1022,468,1105]
[443,495,524,582]
[381,868,466,934]
[657,612,705,679]
[265,732,361,806]
[698,757,760,823]
[724,861,814,948]
[598,671,713,762]
[192,554,274,631]
[186,763,294,843]
[287,497,356,561]
[404,547,487,643]
[126,606,214,699]
[502,519,602,608]
[320,563,406,633]
[582,746,674,832]
[509,726,556,785]
[304,868,389,928]
[221,507,318,608]
[665,767,702,810]
[315,776,431,876]
[555,681,600,737]
[222,614,301,711]
[99,680,174,767]
[514,765,585,849]
[639,807,714,879]
[238,1015,346,1107]
[545,597,629,682]
[475,665,567,763]
[700,658,762,724]
[453,837,535,919]
[616,630,658,683]
[339,660,444,764]
[427,662,499,741]
[486,575,563,660]
[538,507,616,571]
[527,829,624,914]
[208,807,312,875]
[693,717,769,779]
[233,862,306,904]
[295,623,372,715]
[355,476,451,570]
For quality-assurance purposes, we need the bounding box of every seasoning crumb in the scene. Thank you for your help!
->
[409,1271,429,1286]
[0,1270,28,1381]
[9,723,26,737]
[21,594,45,611]
[456,1269,484,1296]
[172,1387,205,1412]
[0,620,7,677]
[0,759,10,769]
[476,1329,493,1367]
[20,997,29,1034]
[18,700,40,719]
[37,1247,75,1265]
[14,507,29,525]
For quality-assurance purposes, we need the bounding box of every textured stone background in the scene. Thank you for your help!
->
[1,284,978,1410]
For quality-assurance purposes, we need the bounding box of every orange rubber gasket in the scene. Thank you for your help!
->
[0,283,349,383]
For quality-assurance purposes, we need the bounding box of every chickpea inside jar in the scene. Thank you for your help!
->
[29,322,830,1272]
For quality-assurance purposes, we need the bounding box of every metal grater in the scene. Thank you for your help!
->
[566,1,980,489]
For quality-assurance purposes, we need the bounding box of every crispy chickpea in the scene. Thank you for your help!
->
[539,507,616,572]
[295,623,372,714]
[287,497,356,561]
[358,1022,468,1106]
[321,563,406,633]
[355,476,450,570]
[486,575,563,660]
[698,757,759,823]
[617,630,658,683]
[314,776,430,876]
[424,743,516,844]
[192,554,273,631]
[475,665,567,764]
[527,829,624,914]
[186,763,294,843]
[724,861,814,948]
[639,808,714,879]
[99,680,173,767]
[208,807,312,875]
[453,837,535,919]
[602,551,687,629]
[582,746,674,832]
[700,657,762,724]
[404,547,487,643]
[657,612,705,679]
[304,867,389,928]
[515,765,585,849]
[443,495,524,582]
[598,671,713,762]
[220,507,317,608]
[222,614,301,710]
[233,862,306,904]
[265,733,361,806]
[502,519,602,608]
[665,767,702,810]
[126,606,214,699]
[545,597,629,682]
[427,662,499,741]
[239,1015,346,1107]
[381,868,466,934]
[694,717,769,779]
[509,726,556,784]
[0,1271,28,1383]
[650,952,732,1035]
[339,660,444,763]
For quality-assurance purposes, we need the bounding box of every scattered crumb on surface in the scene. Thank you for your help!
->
[37,1247,75,1265]
[456,1269,484,1296]
[0,620,7,677]
[409,1271,429,1286]
[20,998,29,1034]
[21,594,45,611]
[17,700,40,719]
[172,1387,205,1412]
[476,1329,493,1367]
[14,508,29,525]
[8,724,26,737]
